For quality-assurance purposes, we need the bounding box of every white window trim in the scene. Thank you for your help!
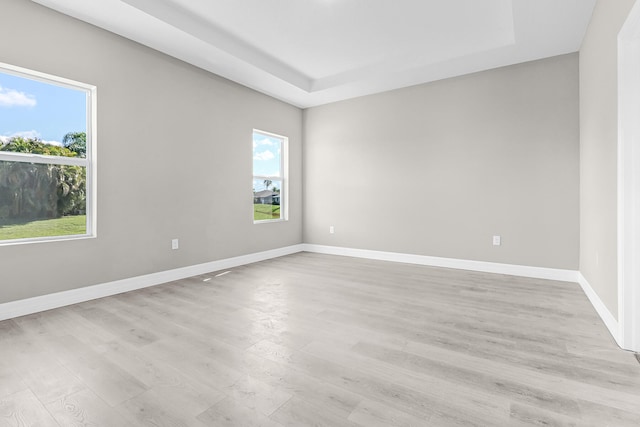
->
[253,129,288,224]
[0,62,97,245]
[0,152,86,167]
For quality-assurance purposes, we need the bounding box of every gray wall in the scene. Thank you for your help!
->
[0,0,302,304]
[2,0,613,307]
[303,54,580,270]
[579,0,637,318]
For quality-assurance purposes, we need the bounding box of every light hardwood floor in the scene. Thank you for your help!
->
[1,252,639,426]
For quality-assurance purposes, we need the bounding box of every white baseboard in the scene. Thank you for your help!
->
[302,244,580,282]
[576,272,621,346]
[1,241,618,351]
[0,244,304,322]
[302,244,626,346]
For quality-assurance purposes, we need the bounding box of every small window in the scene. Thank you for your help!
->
[253,130,287,222]
[0,63,96,244]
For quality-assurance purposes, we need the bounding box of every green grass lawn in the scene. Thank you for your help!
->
[254,204,281,221]
[0,215,86,241]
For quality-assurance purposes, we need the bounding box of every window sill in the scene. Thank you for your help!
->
[253,219,288,225]
[0,234,96,247]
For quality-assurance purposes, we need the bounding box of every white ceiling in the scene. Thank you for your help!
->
[31,0,597,108]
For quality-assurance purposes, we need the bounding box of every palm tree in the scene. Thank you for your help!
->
[263,179,272,191]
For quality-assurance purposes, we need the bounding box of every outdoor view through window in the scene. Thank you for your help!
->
[253,130,285,222]
[0,66,92,243]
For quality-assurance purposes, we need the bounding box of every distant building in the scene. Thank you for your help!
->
[253,190,280,205]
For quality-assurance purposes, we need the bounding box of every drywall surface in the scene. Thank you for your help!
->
[303,54,579,270]
[0,0,302,303]
[579,0,637,318]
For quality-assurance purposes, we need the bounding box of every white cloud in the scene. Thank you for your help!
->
[43,139,63,146]
[256,137,275,146]
[11,130,40,140]
[0,130,62,146]
[0,85,36,107]
[253,149,275,161]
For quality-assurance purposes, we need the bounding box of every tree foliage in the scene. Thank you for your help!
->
[0,135,86,221]
[63,131,87,157]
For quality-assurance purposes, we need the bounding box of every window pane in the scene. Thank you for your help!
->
[253,179,281,221]
[0,160,87,241]
[253,132,282,177]
[0,71,87,158]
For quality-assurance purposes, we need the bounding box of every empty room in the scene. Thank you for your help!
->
[1,0,639,425]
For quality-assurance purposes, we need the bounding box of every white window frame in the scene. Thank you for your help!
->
[0,62,97,245]
[253,129,288,224]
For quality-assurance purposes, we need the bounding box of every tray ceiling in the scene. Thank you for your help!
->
[31,0,596,108]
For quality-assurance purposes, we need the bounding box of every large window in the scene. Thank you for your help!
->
[253,130,287,222]
[0,63,96,244]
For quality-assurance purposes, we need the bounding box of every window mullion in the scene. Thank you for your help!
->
[253,175,281,181]
[0,152,87,167]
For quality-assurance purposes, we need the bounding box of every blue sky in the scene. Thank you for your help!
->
[0,71,86,146]
[253,132,282,191]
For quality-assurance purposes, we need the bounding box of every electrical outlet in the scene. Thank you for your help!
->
[329,225,335,234]
[492,235,501,246]
[171,238,179,250]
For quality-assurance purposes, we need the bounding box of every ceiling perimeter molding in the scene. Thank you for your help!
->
[122,0,313,92]
[30,0,597,108]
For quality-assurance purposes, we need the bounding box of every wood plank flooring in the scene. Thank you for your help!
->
[0,252,639,426]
